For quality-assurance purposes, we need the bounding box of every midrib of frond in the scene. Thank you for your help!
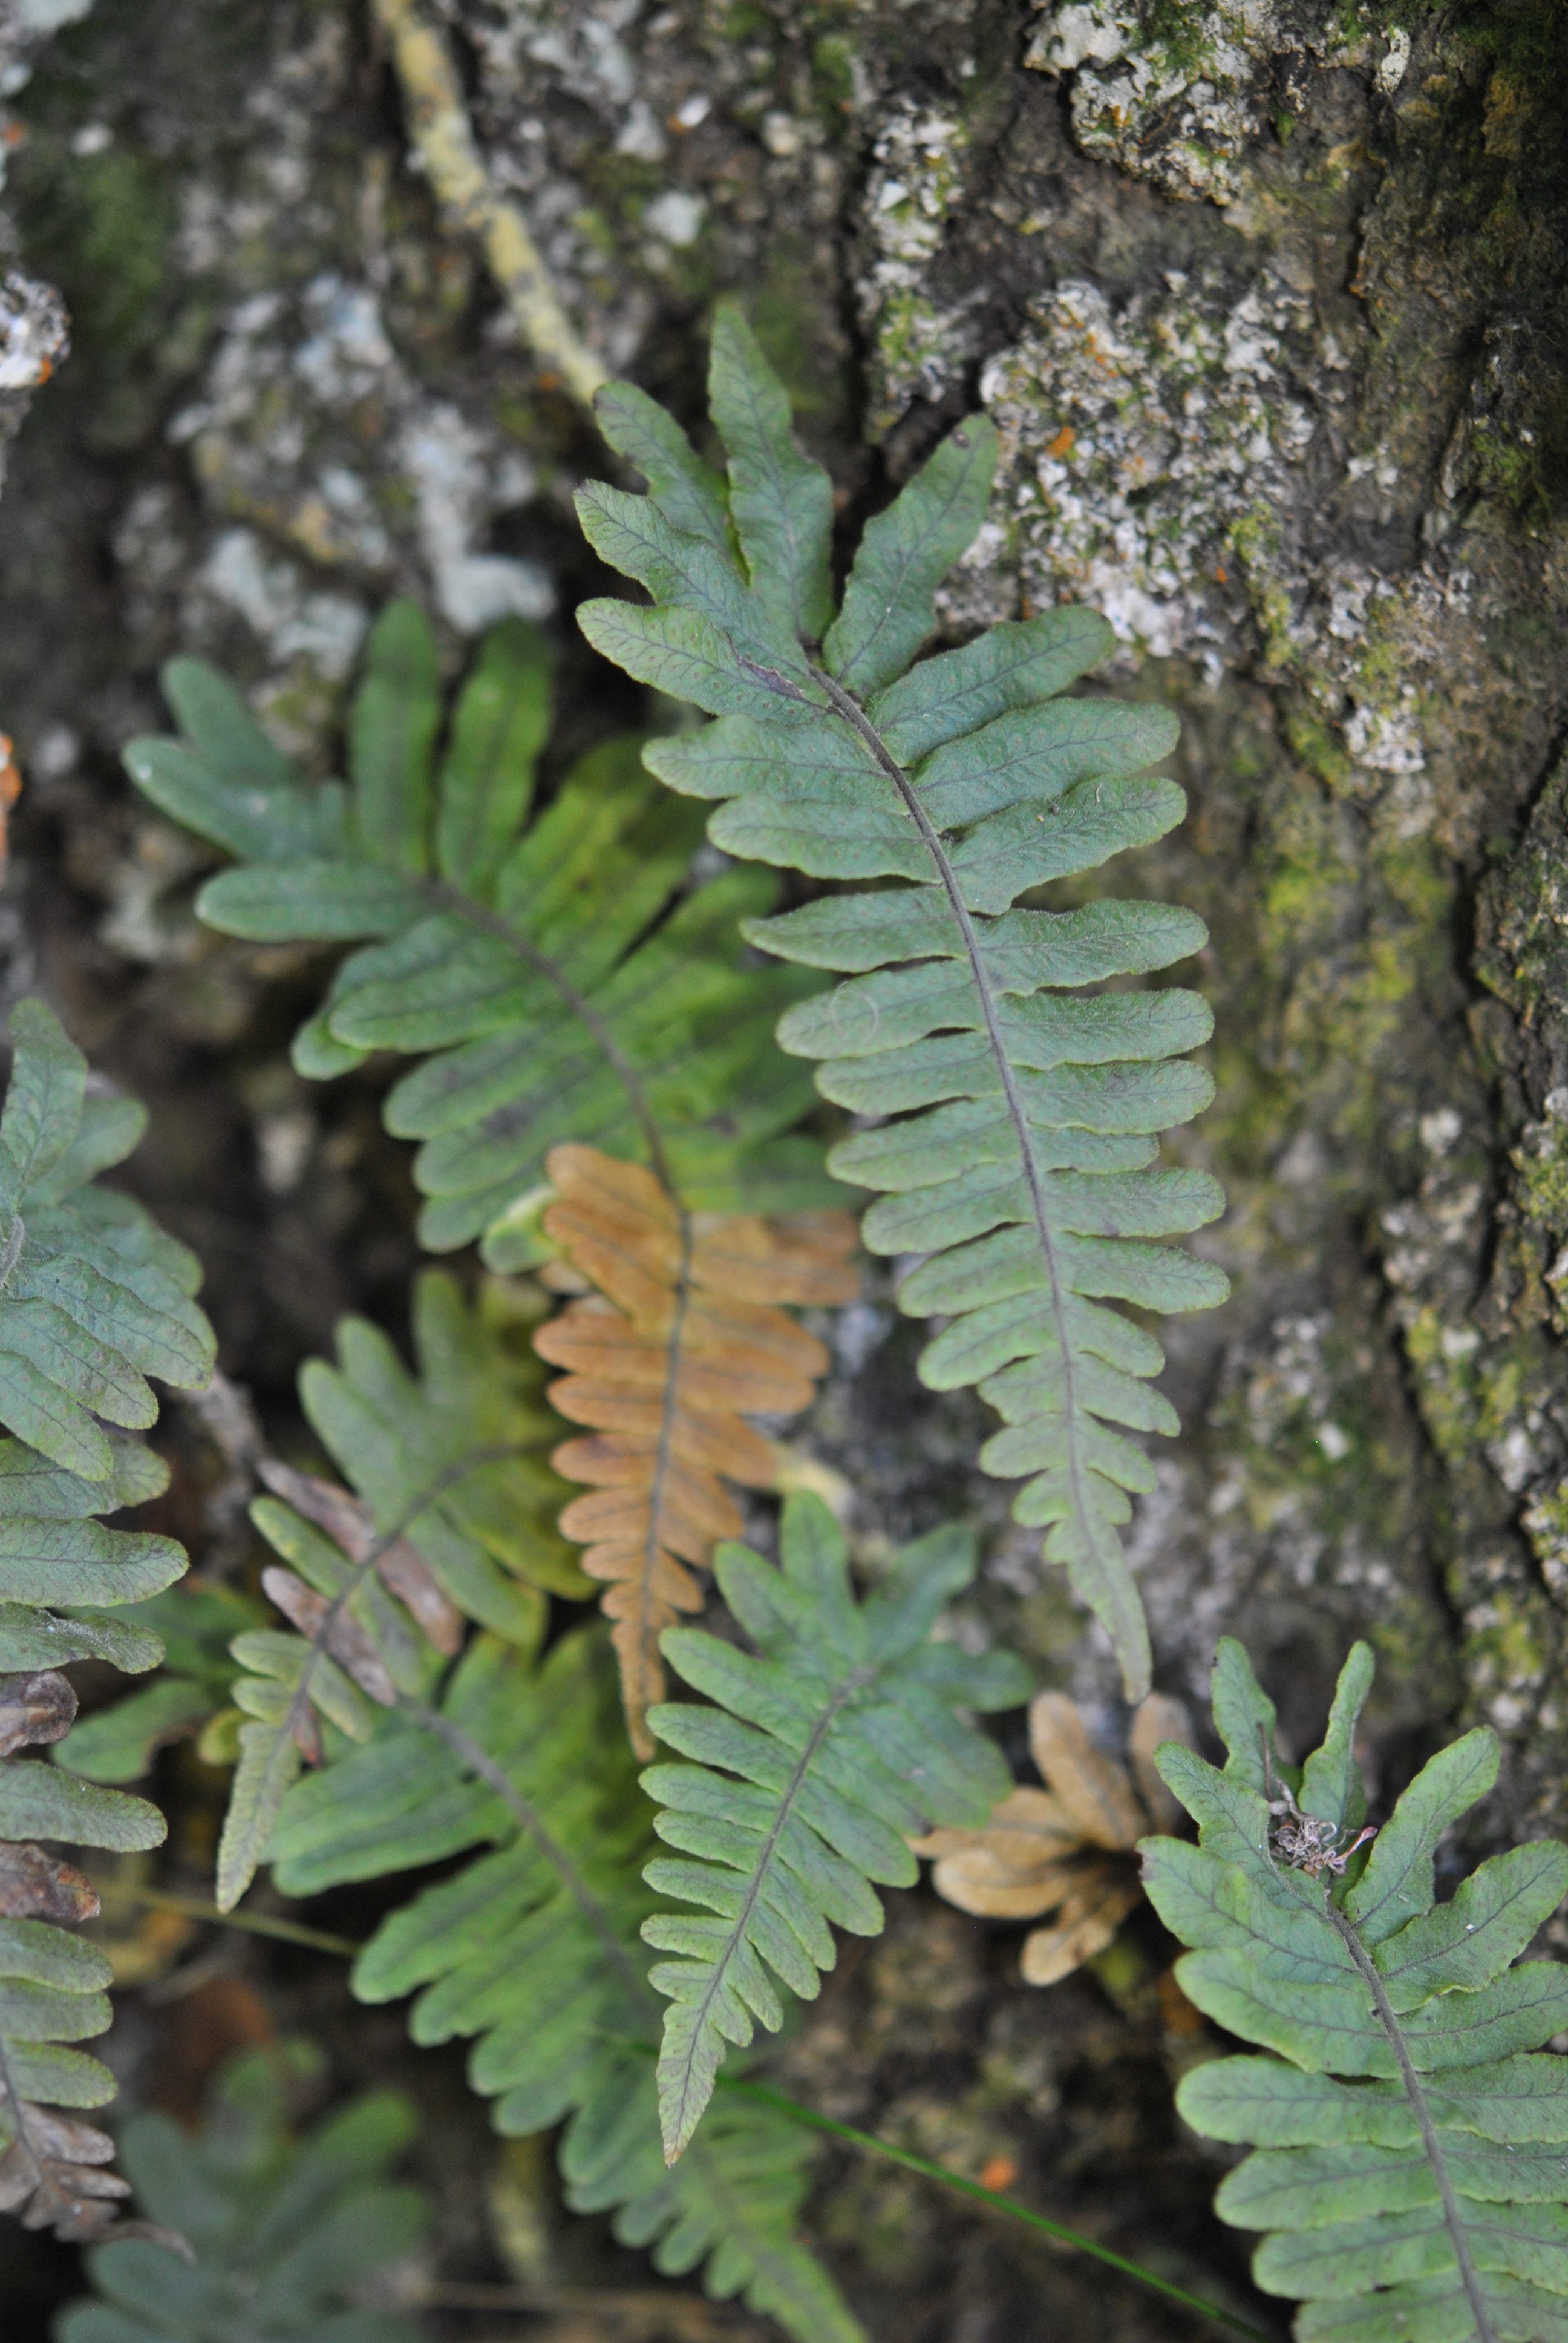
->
[682,2121,815,2304]
[420,878,678,1190]
[419,877,701,1708]
[809,670,1132,1671]
[639,1238,694,1723]
[1324,1896,1498,2343]
[402,1692,656,2012]
[667,1658,875,2161]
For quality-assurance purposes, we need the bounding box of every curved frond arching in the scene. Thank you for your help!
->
[575,305,1228,1699]
[262,1620,867,2343]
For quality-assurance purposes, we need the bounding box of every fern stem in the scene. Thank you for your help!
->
[1322,1895,1498,2343]
[96,1882,361,1958]
[808,668,1138,1688]
[401,1693,655,2010]
[719,2078,1276,2341]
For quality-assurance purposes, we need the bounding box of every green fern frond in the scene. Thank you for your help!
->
[0,1001,214,2241]
[576,303,1227,1699]
[642,1489,1033,2159]
[263,1624,865,2342]
[215,1270,577,1910]
[0,1000,214,1480]
[124,612,839,1255]
[56,2044,429,2343]
[1145,1636,1568,2343]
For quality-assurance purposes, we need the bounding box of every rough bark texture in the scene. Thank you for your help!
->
[0,1,1565,2336]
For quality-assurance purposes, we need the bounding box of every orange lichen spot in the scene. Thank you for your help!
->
[1047,425,1076,459]
[0,735,22,865]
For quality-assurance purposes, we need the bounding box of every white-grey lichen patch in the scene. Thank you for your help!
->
[198,529,370,682]
[980,271,1315,658]
[857,98,972,431]
[1025,0,1346,206]
[161,268,552,671]
[0,269,66,391]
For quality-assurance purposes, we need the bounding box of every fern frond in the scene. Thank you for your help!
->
[125,611,838,1253]
[534,1143,858,1755]
[1145,1636,1568,2343]
[0,1001,214,2244]
[57,2044,429,2343]
[263,1622,866,2342]
[0,1000,214,1480]
[578,307,1228,1699]
[642,1490,1033,2159]
[215,1270,577,1910]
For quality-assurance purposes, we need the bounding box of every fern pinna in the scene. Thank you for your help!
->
[1145,1637,1568,2343]
[577,301,1227,1700]
[123,618,857,1747]
[0,1000,214,2243]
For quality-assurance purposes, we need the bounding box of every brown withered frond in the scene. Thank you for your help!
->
[912,1688,1194,1987]
[533,1145,859,1757]
[0,1670,187,2252]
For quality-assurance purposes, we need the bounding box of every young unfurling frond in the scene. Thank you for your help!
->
[577,303,1227,1700]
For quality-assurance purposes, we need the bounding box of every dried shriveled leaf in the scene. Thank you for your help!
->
[928,1847,1086,1921]
[904,1790,1078,1884]
[0,1841,99,1923]
[535,1145,858,1755]
[257,1458,462,1656]
[1028,1692,1145,1850]
[1019,1867,1142,1987]
[917,1693,1185,1984]
[0,2098,188,2250]
[1128,1690,1194,1834]
[0,1670,77,1758]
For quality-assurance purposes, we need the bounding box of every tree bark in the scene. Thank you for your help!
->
[0,1,1564,2335]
